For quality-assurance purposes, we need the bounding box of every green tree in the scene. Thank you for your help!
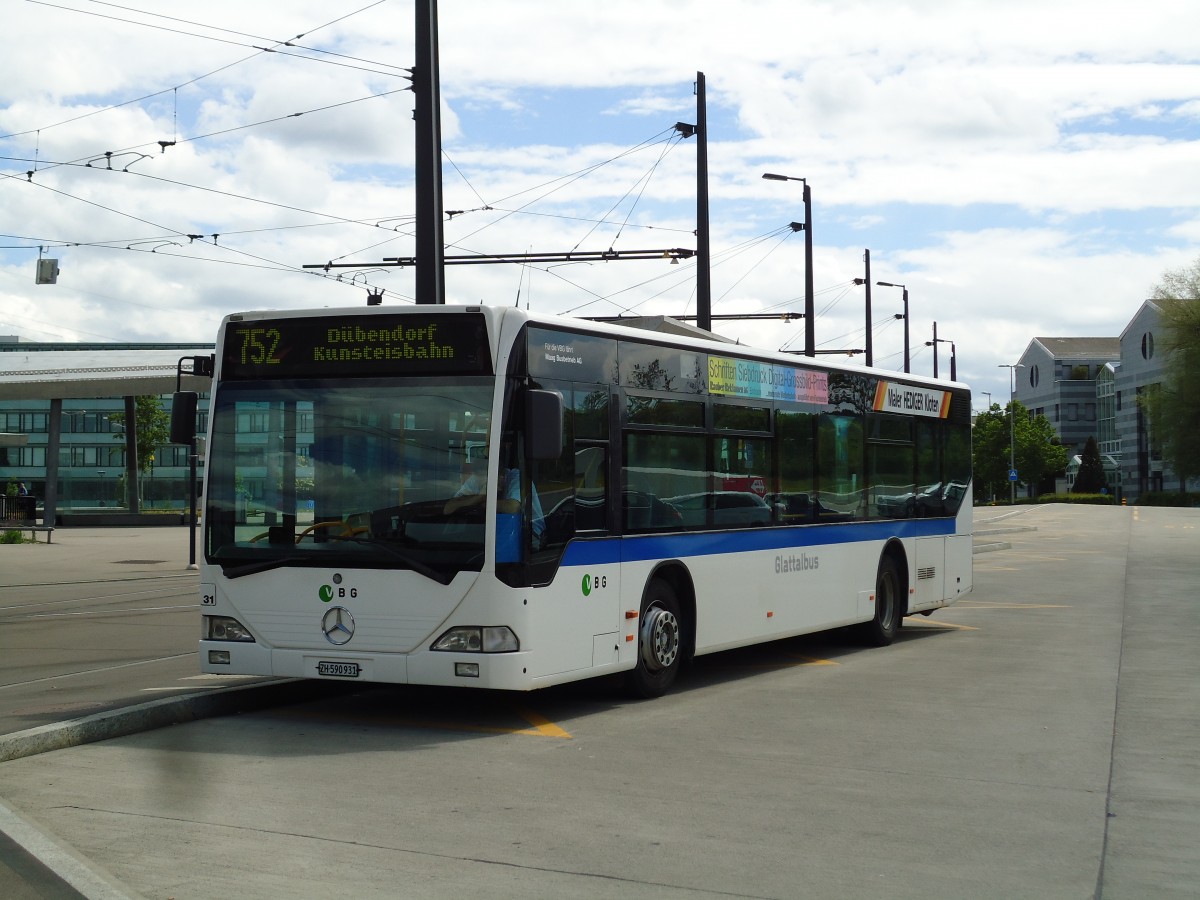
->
[1142,258,1200,490]
[109,396,171,474]
[1073,435,1107,493]
[1018,407,1069,494]
[972,403,1009,501]
[972,400,1068,502]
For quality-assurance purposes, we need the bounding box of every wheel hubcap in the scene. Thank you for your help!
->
[879,573,896,628]
[640,606,680,672]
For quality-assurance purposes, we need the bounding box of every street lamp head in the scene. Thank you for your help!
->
[762,172,805,184]
[876,281,905,289]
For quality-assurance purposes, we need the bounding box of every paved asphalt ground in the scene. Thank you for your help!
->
[0,507,1196,899]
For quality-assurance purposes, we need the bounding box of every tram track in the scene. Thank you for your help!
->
[0,584,194,615]
[0,653,197,692]
[0,604,197,623]
[0,573,198,591]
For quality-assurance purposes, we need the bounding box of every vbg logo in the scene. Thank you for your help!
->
[581,573,608,597]
[319,584,358,602]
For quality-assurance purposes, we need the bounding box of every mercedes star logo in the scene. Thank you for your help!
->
[321,606,355,645]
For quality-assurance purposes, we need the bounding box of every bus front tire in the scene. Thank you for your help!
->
[861,555,900,646]
[625,580,683,699]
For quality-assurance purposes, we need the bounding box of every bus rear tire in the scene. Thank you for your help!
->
[860,555,900,646]
[625,580,683,699]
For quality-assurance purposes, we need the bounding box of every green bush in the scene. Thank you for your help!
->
[1135,491,1200,507]
[1,529,26,544]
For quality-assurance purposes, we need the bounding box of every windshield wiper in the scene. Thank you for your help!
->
[321,534,455,585]
[221,556,307,579]
[218,537,459,585]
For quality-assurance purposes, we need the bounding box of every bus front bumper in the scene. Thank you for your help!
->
[199,640,536,690]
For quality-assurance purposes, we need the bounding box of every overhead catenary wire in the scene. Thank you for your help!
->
[78,0,406,72]
[568,133,686,254]
[4,35,723,336]
[4,113,695,293]
[1,84,412,185]
[556,225,799,318]
[4,22,846,341]
[442,127,684,250]
[3,1,401,143]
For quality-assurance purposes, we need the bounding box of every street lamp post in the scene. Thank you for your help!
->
[876,281,910,373]
[762,173,814,357]
[999,363,1025,504]
[851,249,874,366]
[925,323,955,380]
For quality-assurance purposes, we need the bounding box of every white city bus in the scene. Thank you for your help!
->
[188,304,972,697]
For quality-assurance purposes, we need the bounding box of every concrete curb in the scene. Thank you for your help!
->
[973,540,1012,553]
[0,797,146,900]
[975,525,1038,537]
[0,680,350,764]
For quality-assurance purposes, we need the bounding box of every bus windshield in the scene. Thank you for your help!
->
[205,376,495,580]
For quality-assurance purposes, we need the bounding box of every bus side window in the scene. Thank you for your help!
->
[818,412,865,520]
[774,409,816,523]
[530,384,578,553]
[943,421,972,515]
[574,445,607,532]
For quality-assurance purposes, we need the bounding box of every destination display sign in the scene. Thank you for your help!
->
[708,356,828,404]
[220,313,491,379]
[871,380,951,418]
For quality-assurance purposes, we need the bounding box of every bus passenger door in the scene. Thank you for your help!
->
[526,386,620,676]
[573,443,620,667]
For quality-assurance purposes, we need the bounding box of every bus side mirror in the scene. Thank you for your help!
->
[526,389,563,460]
[171,391,199,444]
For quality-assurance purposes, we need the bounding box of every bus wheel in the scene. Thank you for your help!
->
[861,555,900,646]
[625,580,683,698]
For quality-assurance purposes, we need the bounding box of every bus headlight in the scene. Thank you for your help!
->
[204,615,256,642]
[431,626,519,653]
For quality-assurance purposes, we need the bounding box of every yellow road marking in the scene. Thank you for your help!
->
[513,706,573,739]
[378,709,572,739]
[373,718,563,738]
[403,718,570,739]
[910,620,979,631]
[730,655,839,671]
[264,704,571,739]
[957,601,1070,609]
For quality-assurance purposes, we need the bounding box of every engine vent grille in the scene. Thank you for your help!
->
[917,566,937,581]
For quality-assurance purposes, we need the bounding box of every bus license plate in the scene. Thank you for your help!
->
[317,661,361,677]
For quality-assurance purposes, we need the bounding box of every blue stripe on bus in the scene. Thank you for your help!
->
[559,518,957,568]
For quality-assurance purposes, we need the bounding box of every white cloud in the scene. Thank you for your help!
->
[1,0,1198,416]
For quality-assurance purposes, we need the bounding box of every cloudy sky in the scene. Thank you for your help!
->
[2,0,1199,405]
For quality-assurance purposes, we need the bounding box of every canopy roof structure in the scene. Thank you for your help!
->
[0,343,213,401]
